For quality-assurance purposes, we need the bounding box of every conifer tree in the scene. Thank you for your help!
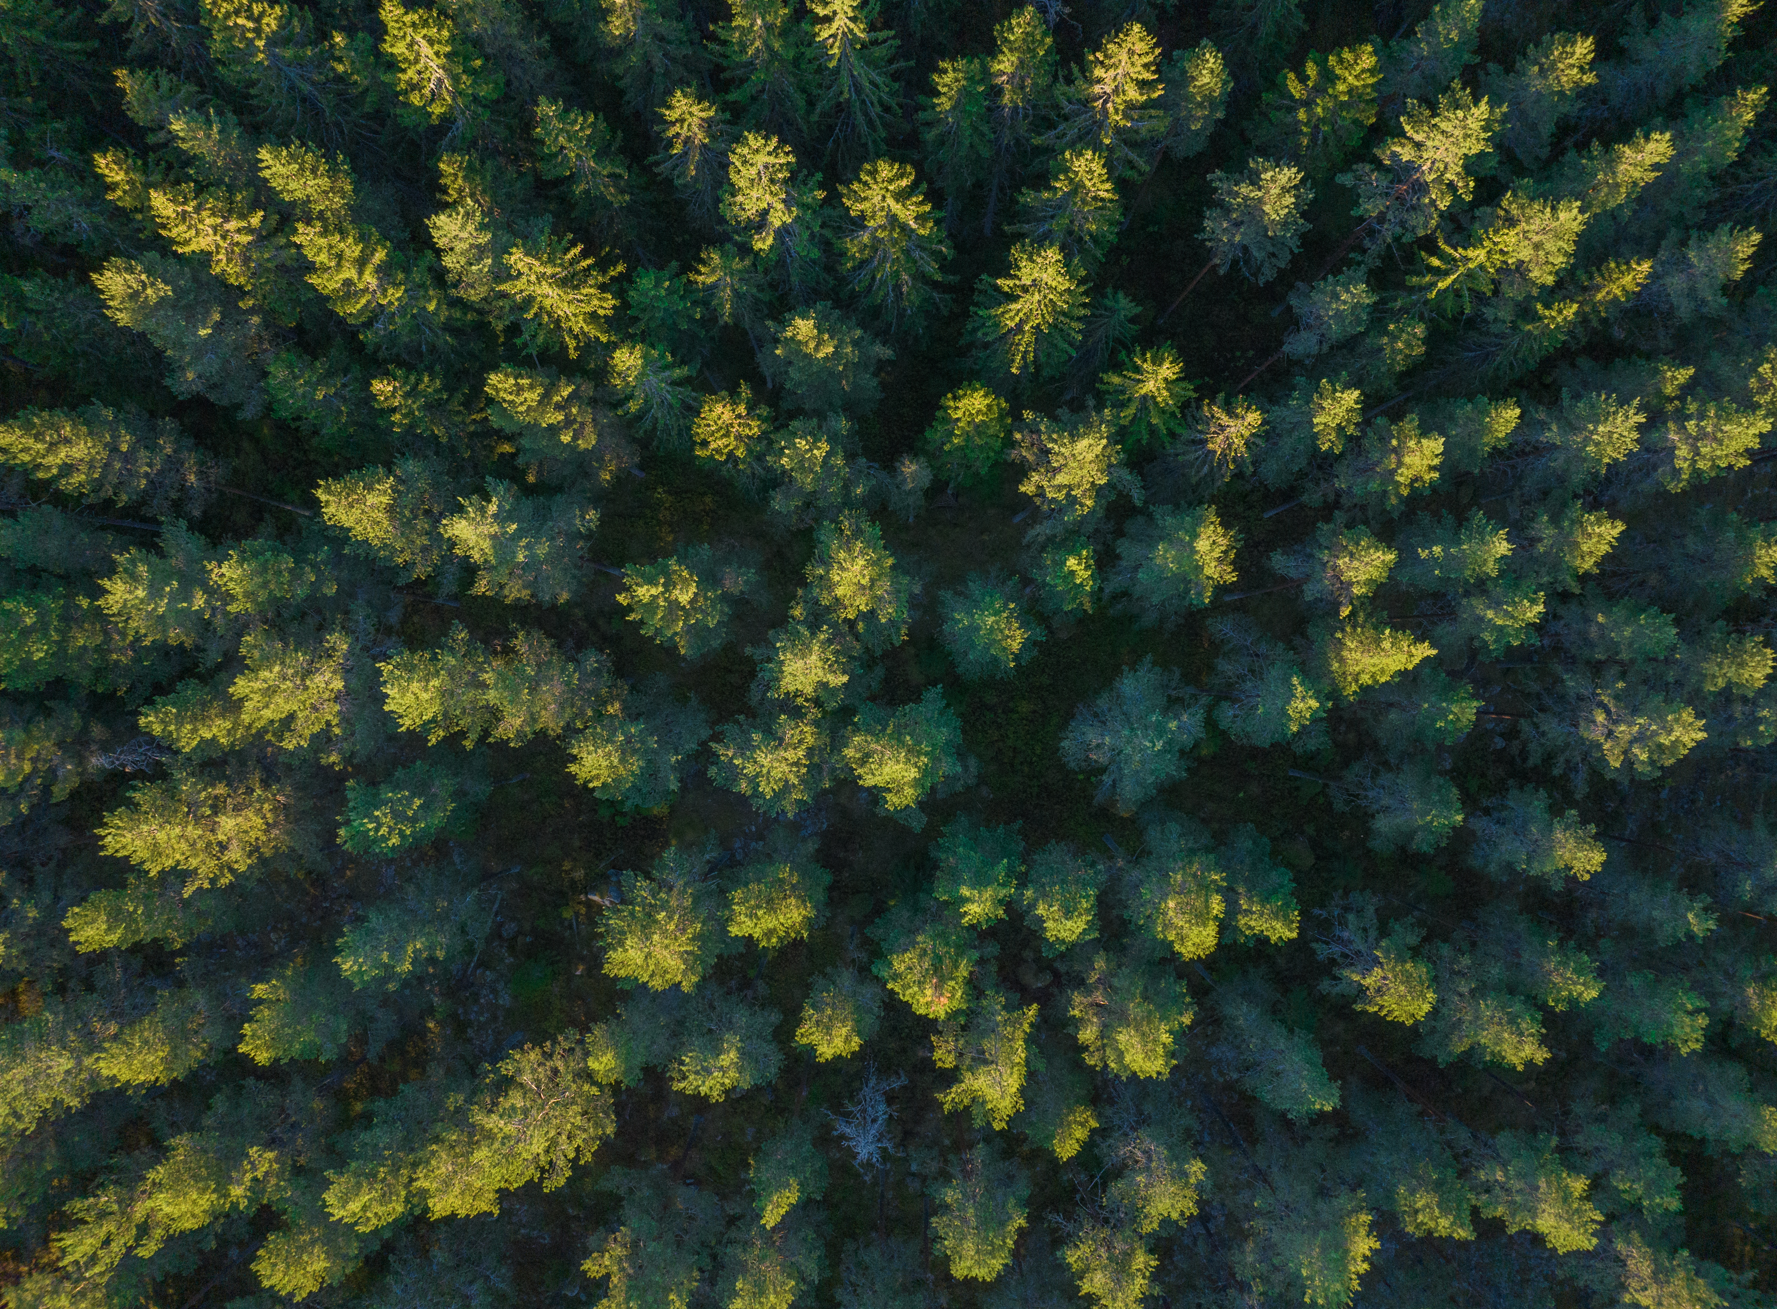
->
[1060,658,1204,813]
[930,1147,1030,1279]
[716,0,818,143]
[808,0,902,166]
[839,158,950,330]
[919,56,991,230]
[1043,22,1165,178]
[968,241,1087,381]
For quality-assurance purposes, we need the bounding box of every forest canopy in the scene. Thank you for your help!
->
[2,0,1777,1304]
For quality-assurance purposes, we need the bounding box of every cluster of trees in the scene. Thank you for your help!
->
[1,0,1776,1302]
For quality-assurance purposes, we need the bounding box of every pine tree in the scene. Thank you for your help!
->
[654,89,731,225]
[379,0,500,133]
[1059,658,1204,813]
[1012,407,1141,535]
[716,0,816,143]
[808,0,902,166]
[982,6,1057,235]
[921,383,1010,488]
[590,0,704,113]
[839,158,951,330]
[1108,504,1240,622]
[1069,950,1193,1078]
[843,687,972,828]
[1099,344,1193,453]
[534,98,631,237]
[599,845,721,991]
[770,303,892,411]
[938,573,1045,680]
[967,241,1087,381]
[1043,22,1165,178]
[931,985,1038,1128]
[721,131,830,301]
[919,56,992,230]
[617,544,758,659]
[929,814,1023,925]
[930,1147,1030,1279]
[1011,149,1121,268]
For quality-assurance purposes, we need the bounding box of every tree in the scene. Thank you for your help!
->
[1108,505,1239,623]
[497,231,622,360]
[709,713,830,818]
[1059,658,1204,813]
[716,0,817,143]
[1471,1132,1602,1254]
[618,545,758,659]
[1153,41,1230,164]
[608,342,699,452]
[809,0,902,165]
[591,0,704,113]
[1467,787,1607,885]
[535,98,631,235]
[1068,951,1193,1078]
[748,1117,828,1227]
[692,383,770,479]
[843,687,973,829]
[1043,23,1165,178]
[871,899,978,1018]
[839,159,950,329]
[600,845,721,991]
[486,366,635,486]
[1212,991,1340,1120]
[1183,396,1265,486]
[1021,842,1106,953]
[968,242,1088,381]
[1128,820,1227,961]
[1382,0,1482,102]
[938,573,1045,680]
[726,845,831,948]
[930,1147,1029,1280]
[801,511,913,652]
[1109,1127,1206,1233]
[1338,83,1504,249]
[931,986,1039,1128]
[379,0,499,131]
[566,685,710,810]
[722,131,828,301]
[1284,270,1376,361]
[919,56,991,229]
[1486,32,1597,166]
[92,255,267,418]
[337,757,488,855]
[441,479,593,604]
[1311,895,1437,1022]
[655,90,730,225]
[1011,150,1121,267]
[1099,345,1193,453]
[0,402,213,515]
[1062,1214,1156,1309]
[930,815,1023,925]
[921,383,1010,487]
[97,764,291,895]
[1011,407,1140,536]
[671,990,783,1100]
[982,6,1057,234]
[749,621,855,710]
[795,965,883,1059]
[1201,157,1312,285]
[770,303,892,412]
[584,1168,725,1308]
